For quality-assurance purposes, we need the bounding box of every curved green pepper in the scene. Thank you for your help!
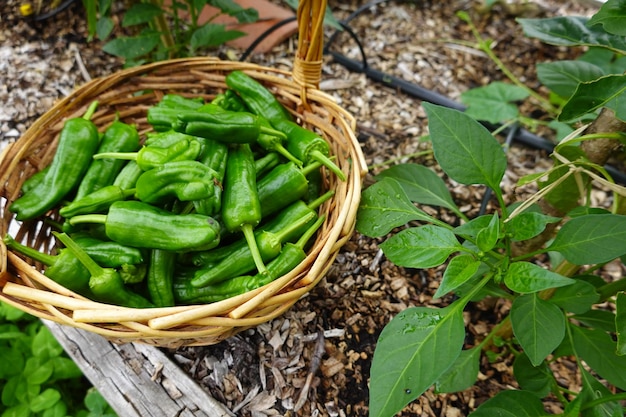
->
[174,215,324,304]
[135,160,218,205]
[113,160,143,190]
[94,138,202,171]
[192,138,228,216]
[59,185,136,218]
[174,111,286,144]
[74,120,140,201]
[68,200,221,252]
[3,234,91,295]
[53,232,153,308]
[146,249,176,307]
[190,209,315,287]
[272,118,346,181]
[10,101,101,220]
[224,70,293,124]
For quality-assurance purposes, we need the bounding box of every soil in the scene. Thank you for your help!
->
[0,0,612,416]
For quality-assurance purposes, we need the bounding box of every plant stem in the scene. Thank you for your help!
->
[597,278,626,302]
[581,392,626,410]
[150,0,175,59]
[457,11,557,115]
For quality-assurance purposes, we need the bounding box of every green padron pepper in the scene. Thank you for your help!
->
[68,200,221,252]
[10,101,101,220]
[135,160,218,205]
[59,185,136,218]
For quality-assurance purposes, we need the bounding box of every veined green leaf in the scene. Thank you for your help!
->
[460,81,529,123]
[511,293,566,366]
[506,212,561,242]
[423,103,507,191]
[433,255,482,299]
[356,177,439,237]
[434,346,481,393]
[572,309,616,333]
[208,0,259,23]
[191,24,246,51]
[547,214,626,264]
[369,305,465,417]
[375,163,458,212]
[571,324,626,390]
[617,292,626,355]
[504,262,575,293]
[578,366,623,417]
[476,212,500,252]
[469,390,546,417]
[559,74,626,121]
[549,279,599,314]
[454,215,492,240]
[513,354,553,397]
[537,60,605,98]
[587,0,626,36]
[29,388,61,413]
[380,225,462,269]
[121,3,163,27]
[102,34,160,59]
[517,16,626,52]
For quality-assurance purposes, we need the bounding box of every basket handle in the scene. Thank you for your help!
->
[292,0,327,93]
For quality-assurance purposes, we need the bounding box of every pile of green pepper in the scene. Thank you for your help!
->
[6,71,343,309]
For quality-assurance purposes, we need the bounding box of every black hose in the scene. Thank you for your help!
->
[32,0,78,21]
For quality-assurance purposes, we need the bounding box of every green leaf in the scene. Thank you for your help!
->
[23,357,54,385]
[96,16,115,41]
[190,24,245,51]
[0,348,24,378]
[375,163,459,212]
[579,46,626,75]
[547,214,626,264]
[469,390,546,417]
[380,225,462,269]
[572,309,616,333]
[536,60,606,98]
[517,16,626,52]
[433,255,482,299]
[356,177,439,237]
[578,366,623,417]
[460,82,529,123]
[369,305,465,417]
[122,3,163,27]
[559,74,626,121]
[511,293,566,366]
[0,303,28,321]
[434,346,481,393]
[587,0,626,36]
[549,279,599,314]
[571,324,626,390]
[513,353,553,397]
[41,399,67,417]
[504,262,575,293]
[30,388,61,413]
[50,357,83,380]
[102,34,161,60]
[208,0,259,23]
[506,212,561,242]
[616,292,626,355]
[454,215,492,240]
[1,403,30,417]
[32,326,63,359]
[476,212,500,252]
[423,103,507,191]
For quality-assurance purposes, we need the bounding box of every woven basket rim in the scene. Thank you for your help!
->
[0,0,368,347]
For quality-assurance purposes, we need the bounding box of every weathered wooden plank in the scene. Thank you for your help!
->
[45,321,233,417]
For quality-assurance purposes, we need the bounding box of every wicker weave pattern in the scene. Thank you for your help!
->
[0,1,367,348]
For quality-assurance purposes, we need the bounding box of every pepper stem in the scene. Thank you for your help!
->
[3,234,57,266]
[241,223,268,276]
[52,232,103,277]
[309,150,346,181]
[295,214,326,250]
[68,214,107,226]
[273,211,316,243]
[82,101,99,121]
[307,190,335,211]
[274,143,303,166]
[259,126,288,141]
[93,152,138,161]
[301,160,323,177]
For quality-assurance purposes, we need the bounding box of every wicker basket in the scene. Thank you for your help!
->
[0,0,367,347]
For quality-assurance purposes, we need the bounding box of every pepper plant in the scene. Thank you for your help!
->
[84,0,259,66]
[357,2,626,416]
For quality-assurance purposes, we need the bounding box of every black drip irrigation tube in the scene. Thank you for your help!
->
[240,3,625,185]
